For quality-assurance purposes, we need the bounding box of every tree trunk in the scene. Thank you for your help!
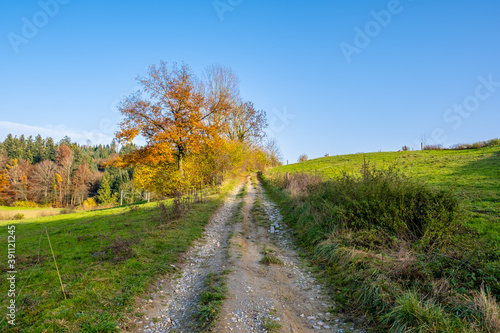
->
[178,154,184,178]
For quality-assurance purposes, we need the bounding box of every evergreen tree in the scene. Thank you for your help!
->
[97,173,115,204]
[4,134,16,158]
[25,136,34,162]
[19,135,26,150]
[24,149,34,164]
[119,143,138,156]
[59,136,72,147]
[33,135,45,163]
[45,137,57,161]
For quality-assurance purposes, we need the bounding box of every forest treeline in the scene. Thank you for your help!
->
[0,134,138,207]
[0,61,282,207]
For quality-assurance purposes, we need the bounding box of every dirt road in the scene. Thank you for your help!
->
[127,176,363,332]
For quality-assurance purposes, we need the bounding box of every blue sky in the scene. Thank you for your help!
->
[1,0,499,162]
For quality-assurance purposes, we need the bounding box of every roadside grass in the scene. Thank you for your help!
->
[260,163,500,332]
[269,145,500,242]
[0,180,237,332]
[194,269,231,331]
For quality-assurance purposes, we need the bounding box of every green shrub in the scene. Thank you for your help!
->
[13,213,25,220]
[262,317,282,332]
[300,165,462,242]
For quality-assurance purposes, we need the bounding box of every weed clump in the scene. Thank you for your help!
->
[260,254,284,266]
[262,317,282,332]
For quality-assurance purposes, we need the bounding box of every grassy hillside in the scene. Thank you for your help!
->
[269,146,500,241]
[0,181,236,332]
[262,145,500,331]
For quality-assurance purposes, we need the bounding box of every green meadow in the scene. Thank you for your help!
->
[0,181,236,332]
[269,146,500,241]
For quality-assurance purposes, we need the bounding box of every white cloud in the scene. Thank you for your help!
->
[0,121,115,146]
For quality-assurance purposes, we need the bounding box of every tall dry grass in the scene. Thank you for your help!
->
[472,287,500,332]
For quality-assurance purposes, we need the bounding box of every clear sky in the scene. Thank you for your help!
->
[1,0,499,162]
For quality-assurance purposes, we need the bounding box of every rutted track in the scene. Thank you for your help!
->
[127,183,243,332]
[215,176,364,333]
[127,176,364,332]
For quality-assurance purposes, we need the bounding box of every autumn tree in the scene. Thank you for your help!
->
[116,61,275,194]
[31,160,57,203]
[116,62,239,195]
[226,100,267,144]
[298,154,308,163]
[0,152,10,204]
[117,62,210,178]
[265,138,283,167]
[71,164,91,206]
[0,171,8,203]
[5,159,31,202]
[56,145,74,206]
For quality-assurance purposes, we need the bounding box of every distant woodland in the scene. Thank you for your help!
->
[0,134,138,207]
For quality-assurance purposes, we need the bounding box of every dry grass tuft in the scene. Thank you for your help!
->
[472,286,500,332]
[390,244,422,280]
[285,173,322,197]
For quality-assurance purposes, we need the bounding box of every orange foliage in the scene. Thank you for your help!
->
[116,62,217,175]
[115,61,279,194]
[0,172,8,193]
